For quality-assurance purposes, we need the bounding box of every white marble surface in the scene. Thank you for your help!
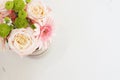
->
[0,0,120,80]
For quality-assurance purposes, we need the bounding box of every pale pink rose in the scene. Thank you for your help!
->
[26,0,51,26]
[8,28,42,56]
[0,10,11,23]
[0,0,12,23]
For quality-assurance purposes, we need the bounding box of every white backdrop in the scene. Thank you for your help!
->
[0,0,120,80]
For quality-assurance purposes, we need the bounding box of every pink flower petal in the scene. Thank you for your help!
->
[40,17,54,42]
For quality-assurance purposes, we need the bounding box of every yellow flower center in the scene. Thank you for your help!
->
[31,6,45,17]
[14,34,30,49]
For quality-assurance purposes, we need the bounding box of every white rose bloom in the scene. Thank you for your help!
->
[27,0,47,25]
[8,28,42,56]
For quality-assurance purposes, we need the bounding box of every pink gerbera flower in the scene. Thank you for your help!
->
[40,17,54,42]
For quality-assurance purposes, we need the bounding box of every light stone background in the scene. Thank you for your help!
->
[0,0,120,80]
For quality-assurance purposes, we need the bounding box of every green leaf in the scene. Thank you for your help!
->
[0,24,11,38]
[30,24,36,29]
[5,1,14,10]
[14,18,28,28]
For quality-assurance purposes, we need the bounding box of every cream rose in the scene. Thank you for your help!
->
[8,28,42,56]
[27,0,47,25]
[0,0,13,23]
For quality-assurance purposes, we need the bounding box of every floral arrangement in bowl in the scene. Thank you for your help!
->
[0,0,54,56]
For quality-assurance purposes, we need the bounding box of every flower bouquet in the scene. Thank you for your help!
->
[0,0,54,56]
